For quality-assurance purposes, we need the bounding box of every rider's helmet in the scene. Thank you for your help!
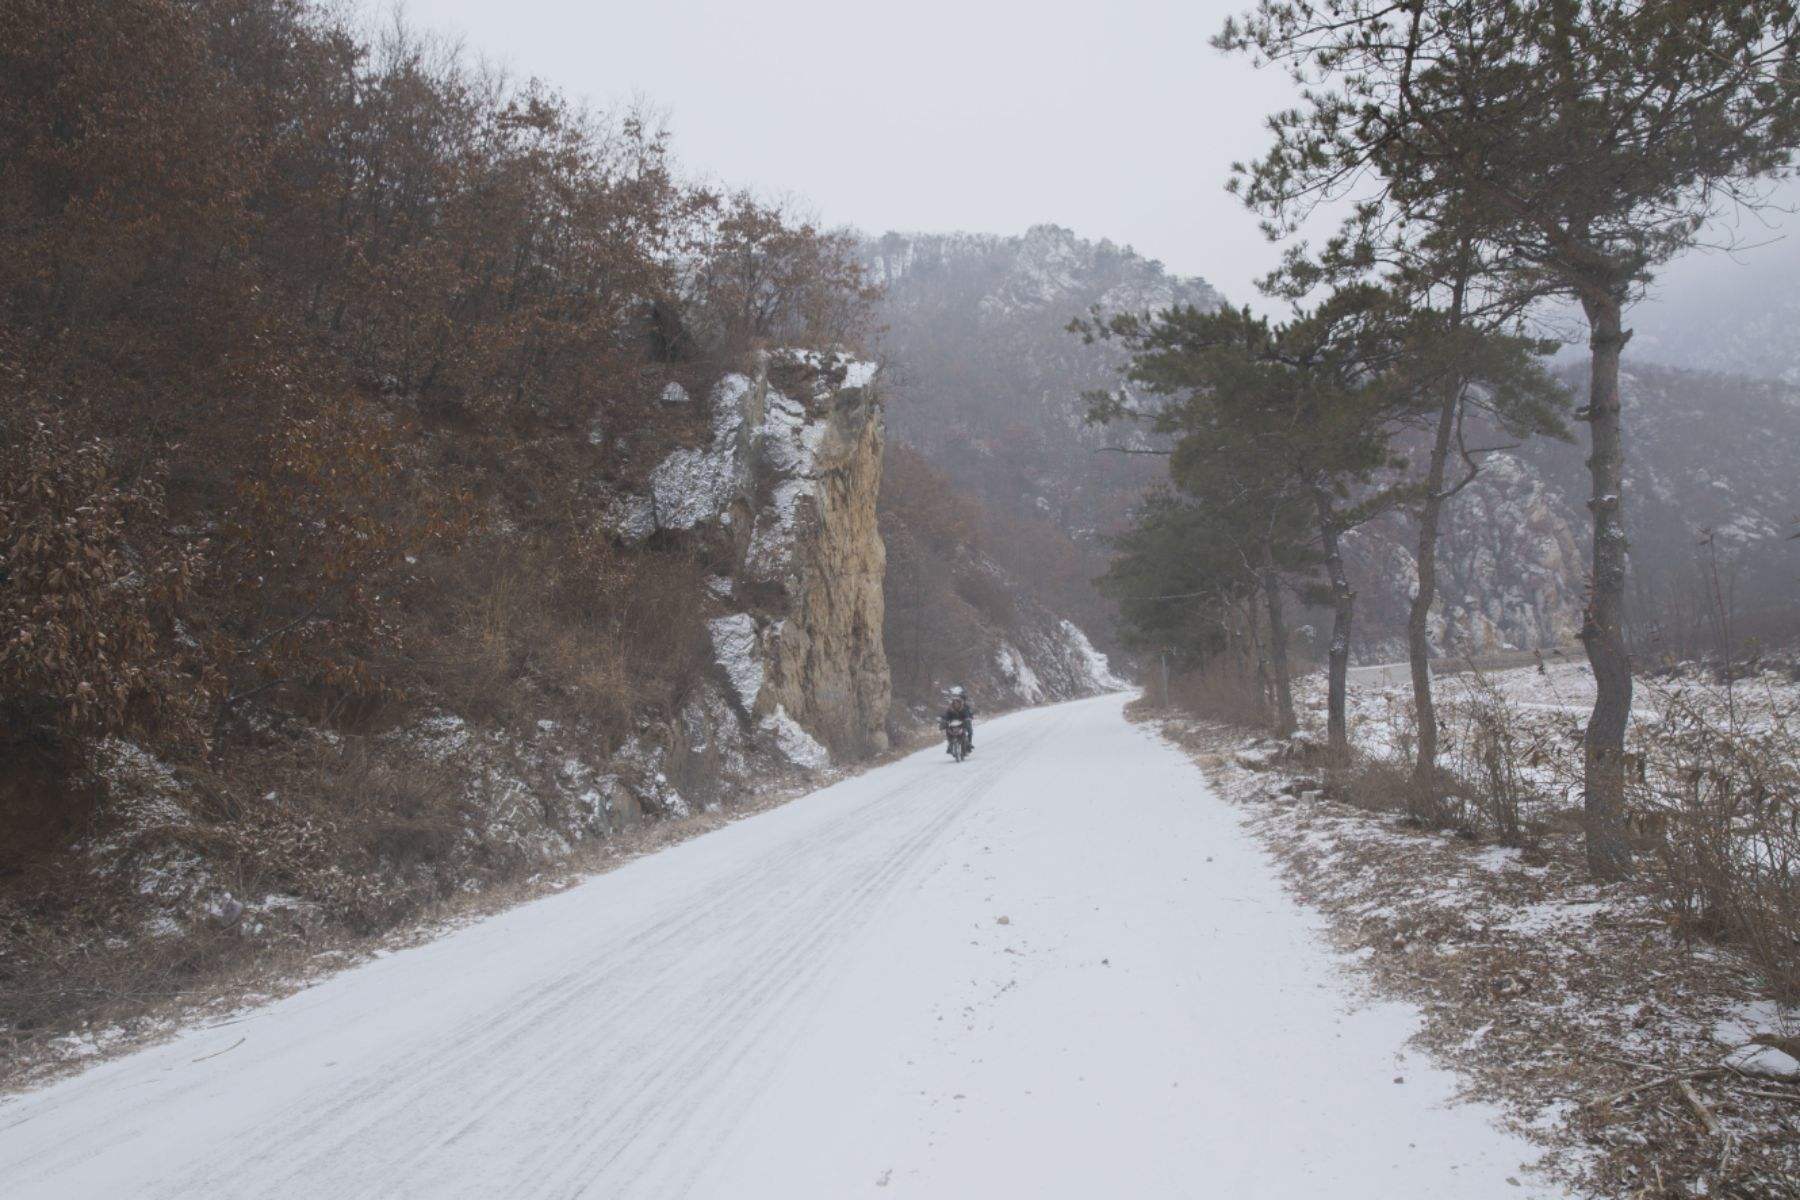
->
[950,686,966,698]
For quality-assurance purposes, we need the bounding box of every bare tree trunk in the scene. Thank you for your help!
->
[1313,491,1354,758]
[1409,382,1457,787]
[1579,291,1635,881]
[1262,547,1296,736]
[1243,596,1272,718]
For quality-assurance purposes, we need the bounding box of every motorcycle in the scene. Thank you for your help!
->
[941,717,971,763]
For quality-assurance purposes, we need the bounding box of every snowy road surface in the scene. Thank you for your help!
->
[0,693,1560,1199]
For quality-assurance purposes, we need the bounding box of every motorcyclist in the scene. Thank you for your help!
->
[939,686,975,755]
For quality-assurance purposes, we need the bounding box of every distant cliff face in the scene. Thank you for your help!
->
[1346,449,1589,657]
[1345,362,1800,657]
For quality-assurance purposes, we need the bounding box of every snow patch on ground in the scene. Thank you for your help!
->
[1724,1043,1800,1078]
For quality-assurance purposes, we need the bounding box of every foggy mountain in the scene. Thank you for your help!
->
[1628,236,1800,385]
[1345,362,1800,658]
[864,226,1223,540]
[866,225,1800,658]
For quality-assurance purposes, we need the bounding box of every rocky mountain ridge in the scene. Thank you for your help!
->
[864,224,1800,660]
[864,226,1223,542]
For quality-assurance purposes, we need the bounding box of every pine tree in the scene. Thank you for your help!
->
[1219,0,1800,878]
[1084,287,1421,753]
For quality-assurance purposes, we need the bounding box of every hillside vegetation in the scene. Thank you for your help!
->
[0,0,890,1071]
[0,0,1133,1082]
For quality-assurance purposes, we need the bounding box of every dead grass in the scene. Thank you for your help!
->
[1147,712,1800,1200]
[1632,676,1800,1000]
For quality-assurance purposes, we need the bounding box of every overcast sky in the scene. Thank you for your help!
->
[393,0,1307,303]
[393,0,1792,324]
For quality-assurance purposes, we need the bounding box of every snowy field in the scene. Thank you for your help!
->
[0,693,1558,1199]
[1328,655,1800,826]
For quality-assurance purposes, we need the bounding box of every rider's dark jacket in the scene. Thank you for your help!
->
[940,699,975,726]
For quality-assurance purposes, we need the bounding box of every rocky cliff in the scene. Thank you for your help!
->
[1344,448,1589,658]
[610,351,893,764]
[28,354,897,1048]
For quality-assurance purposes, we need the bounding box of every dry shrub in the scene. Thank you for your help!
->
[1634,678,1800,997]
[952,560,1018,628]
[0,405,212,764]
[1167,657,1271,729]
[412,525,708,745]
[2,0,873,788]
[0,736,479,1049]
[1325,756,1416,815]
[275,742,481,934]
[1440,671,1555,846]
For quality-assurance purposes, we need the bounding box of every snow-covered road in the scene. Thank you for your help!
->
[0,693,1559,1198]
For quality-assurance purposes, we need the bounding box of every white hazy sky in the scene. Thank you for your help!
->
[392,0,1306,303]
[392,0,1791,320]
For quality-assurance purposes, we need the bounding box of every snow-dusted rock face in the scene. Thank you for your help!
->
[750,352,892,758]
[993,642,1045,705]
[609,351,893,760]
[1058,620,1127,691]
[908,554,1129,713]
[759,705,831,771]
[609,374,754,539]
[708,614,764,711]
[972,613,1127,709]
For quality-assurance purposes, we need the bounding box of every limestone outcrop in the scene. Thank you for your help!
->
[614,351,893,763]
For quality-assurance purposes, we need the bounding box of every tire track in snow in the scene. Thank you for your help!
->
[0,701,1071,1200]
[539,716,1066,1198]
